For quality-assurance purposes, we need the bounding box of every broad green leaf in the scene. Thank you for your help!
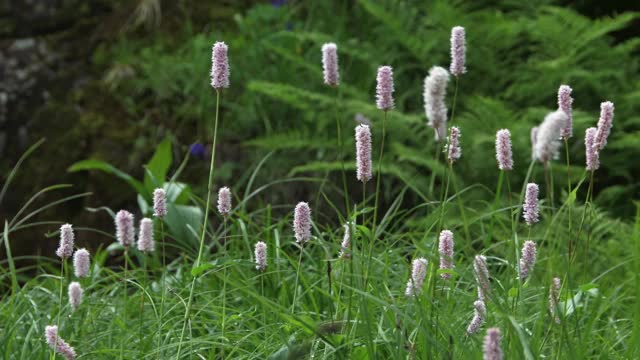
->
[144,137,173,193]
[68,159,146,196]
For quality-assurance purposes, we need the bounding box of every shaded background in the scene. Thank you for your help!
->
[1,0,639,265]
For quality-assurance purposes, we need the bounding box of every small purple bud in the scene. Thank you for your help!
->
[189,143,206,160]
[375,66,395,110]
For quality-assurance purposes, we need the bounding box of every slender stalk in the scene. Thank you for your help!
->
[291,245,304,312]
[139,255,147,356]
[221,219,228,359]
[486,167,505,248]
[120,248,129,360]
[366,110,387,286]
[177,89,222,359]
[51,259,65,360]
[564,139,573,257]
[156,221,166,359]
[333,89,350,220]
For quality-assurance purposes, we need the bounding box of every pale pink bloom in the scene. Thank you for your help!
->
[321,43,339,86]
[585,127,600,171]
[450,26,466,76]
[495,129,513,170]
[466,300,486,335]
[438,230,454,279]
[339,223,352,259]
[355,124,372,182]
[254,241,267,271]
[405,258,428,296]
[293,202,312,244]
[534,110,567,163]
[594,101,614,150]
[423,66,450,141]
[447,126,462,162]
[474,255,490,301]
[519,240,537,279]
[137,218,155,253]
[44,325,76,360]
[68,282,83,310]
[523,183,540,226]
[153,188,167,218]
[73,248,90,278]
[210,41,230,89]
[217,187,232,217]
[375,66,394,110]
[56,224,74,259]
[115,210,135,248]
[558,85,573,139]
[483,328,503,360]
[530,126,539,160]
[549,277,562,324]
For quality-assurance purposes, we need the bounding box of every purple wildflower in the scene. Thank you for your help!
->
[423,66,450,141]
[137,218,155,253]
[466,300,486,335]
[56,224,74,259]
[530,126,539,160]
[405,258,428,296]
[210,42,230,89]
[523,183,540,226]
[293,202,312,244]
[495,129,513,170]
[189,143,206,160]
[474,255,490,301]
[438,230,454,279]
[594,101,614,150]
[115,210,135,248]
[217,187,232,218]
[585,127,599,171]
[447,126,461,163]
[558,85,573,139]
[534,110,567,163]
[73,248,90,278]
[321,43,339,86]
[450,26,466,76]
[153,188,167,218]
[255,241,267,271]
[68,282,83,310]
[483,328,503,360]
[519,240,537,280]
[355,124,372,183]
[375,66,394,110]
[339,223,351,259]
[45,325,76,360]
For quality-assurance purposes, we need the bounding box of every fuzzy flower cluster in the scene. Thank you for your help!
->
[585,127,600,171]
[423,66,450,141]
[56,224,74,259]
[495,129,513,171]
[523,183,540,226]
[447,126,462,163]
[549,277,562,324]
[466,299,486,335]
[558,85,573,139]
[405,258,428,296]
[339,223,351,259]
[254,241,267,271]
[533,110,567,163]
[449,26,466,76]
[594,101,614,150]
[530,127,539,161]
[68,282,83,310]
[321,43,339,87]
[483,328,503,360]
[153,188,167,218]
[218,187,232,217]
[137,218,155,253]
[293,202,312,244]
[438,230,454,279]
[73,248,90,278]
[210,41,230,89]
[519,240,537,280]
[45,325,76,360]
[375,66,395,110]
[115,210,135,248]
[474,255,490,301]
[355,124,372,183]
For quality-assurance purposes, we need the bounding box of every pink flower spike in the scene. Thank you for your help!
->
[153,188,167,218]
[115,210,135,248]
[339,223,352,259]
[558,85,573,139]
[405,258,428,296]
[549,277,562,324]
[450,26,466,76]
[495,129,513,171]
[534,110,566,163]
[56,224,74,259]
[73,248,90,278]
[217,187,232,217]
[423,66,450,141]
[438,230,454,279]
[585,127,600,171]
[474,255,490,301]
[594,101,614,150]
[44,325,76,360]
[137,218,155,253]
[519,240,537,280]
[293,202,312,244]
[355,124,373,183]
[523,183,540,226]
[321,43,339,86]
[483,328,503,360]
[68,282,83,310]
[254,241,267,271]
[466,300,486,335]
[447,126,461,163]
[210,41,230,89]
[376,66,395,110]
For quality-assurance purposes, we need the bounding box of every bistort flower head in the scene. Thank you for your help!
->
[210,41,230,89]
[594,101,614,150]
[585,127,600,171]
[474,255,490,301]
[438,230,454,279]
[68,282,83,310]
[530,126,539,160]
[447,126,462,163]
[495,129,513,170]
[483,328,503,360]
[115,210,135,248]
[73,248,90,278]
[558,85,573,139]
[519,240,537,280]
[45,325,76,360]
[549,277,562,324]
[255,241,267,271]
[534,110,567,163]
[339,223,352,259]
[376,66,395,110]
[56,224,74,259]
[405,258,428,296]
[355,124,373,183]
[321,43,339,86]
[450,26,466,76]
[217,187,232,217]
[137,218,155,253]
[523,183,540,226]
[153,188,167,218]
[423,66,450,141]
[466,299,486,335]
[293,202,312,244]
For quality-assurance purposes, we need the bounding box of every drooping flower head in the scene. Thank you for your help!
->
[217,187,232,217]
[558,85,573,139]
[375,66,395,110]
[449,26,466,77]
[423,66,450,141]
[115,210,135,248]
[137,218,155,253]
[594,101,614,150]
[254,241,267,271]
[293,202,312,244]
[466,299,486,335]
[523,183,540,226]
[153,188,167,218]
[73,248,90,278]
[68,282,83,310]
[447,126,462,163]
[339,223,352,259]
[438,230,454,279]
[44,325,77,360]
[355,124,372,183]
[210,41,230,89]
[549,277,562,324]
[585,127,600,171]
[495,129,513,170]
[474,255,490,301]
[405,258,428,296]
[321,43,339,87]
[519,240,537,280]
[534,110,567,163]
[56,224,74,259]
[483,328,503,360]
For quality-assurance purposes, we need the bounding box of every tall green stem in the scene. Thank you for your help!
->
[177,89,222,359]
[120,249,129,360]
[156,221,166,359]
[366,110,387,286]
[51,260,65,360]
